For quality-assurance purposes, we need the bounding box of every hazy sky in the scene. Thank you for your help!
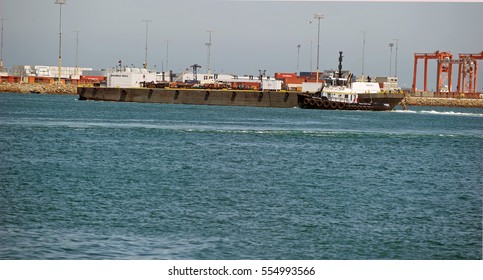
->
[1,0,482,88]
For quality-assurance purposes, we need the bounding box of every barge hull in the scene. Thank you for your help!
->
[78,87,299,108]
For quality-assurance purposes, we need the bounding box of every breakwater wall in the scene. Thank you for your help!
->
[0,82,77,94]
[404,95,483,108]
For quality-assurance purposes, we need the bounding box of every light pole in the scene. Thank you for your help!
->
[310,40,313,73]
[388,43,394,76]
[142,19,151,69]
[296,44,301,73]
[313,14,324,83]
[361,31,366,79]
[74,30,79,77]
[393,38,400,77]
[0,18,4,71]
[165,40,169,72]
[205,30,213,77]
[55,0,66,84]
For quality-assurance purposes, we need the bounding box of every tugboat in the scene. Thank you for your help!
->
[298,51,404,111]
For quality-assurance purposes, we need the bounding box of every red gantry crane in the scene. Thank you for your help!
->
[413,51,483,97]
[457,52,483,94]
[412,51,454,94]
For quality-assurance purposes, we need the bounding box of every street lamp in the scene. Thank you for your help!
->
[296,44,301,73]
[55,0,66,84]
[310,40,313,73]
[393,38,400,77]
[165,40,169,72]
[1,18,4,71]
[206,30,213,77]
[388,43,394,76]
[361,31,366,79]
[74,30,79,77]
[312,14,324,83]
[142,19,151,69]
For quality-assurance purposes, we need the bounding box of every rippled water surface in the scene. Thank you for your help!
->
[0,93,481,259]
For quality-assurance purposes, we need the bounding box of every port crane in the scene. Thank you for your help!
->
[412,51,453,94]
[412,51,483,96]
[457,52,483,94]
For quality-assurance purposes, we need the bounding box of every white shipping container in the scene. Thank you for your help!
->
[302,82,323,93]
[382,82,400,91]
[261,80,282,90]
[108,71,157,87]
[351,82,381,93]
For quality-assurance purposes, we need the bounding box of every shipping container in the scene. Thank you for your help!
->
[261,80,282,91]
[275,73,297,79]
[302,82,323,93]
[284,77,306,84]
[299,72,313,77]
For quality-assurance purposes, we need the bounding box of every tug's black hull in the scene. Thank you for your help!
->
[297,93,404,111]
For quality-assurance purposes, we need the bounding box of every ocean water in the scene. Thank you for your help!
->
[0,92,481,260]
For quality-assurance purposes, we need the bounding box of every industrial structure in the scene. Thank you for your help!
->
[412,51,483,98]
[0,65,100,85]
[457,52,482,95]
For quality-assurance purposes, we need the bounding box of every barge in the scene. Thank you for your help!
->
[78,52,404,111]
[78,85,403,111]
